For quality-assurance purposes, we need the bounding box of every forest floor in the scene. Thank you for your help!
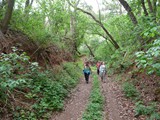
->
[50,74,146,120]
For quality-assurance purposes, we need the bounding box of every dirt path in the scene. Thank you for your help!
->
[101,76,145,120]
[50,74,146,120]
[50,77,92,120]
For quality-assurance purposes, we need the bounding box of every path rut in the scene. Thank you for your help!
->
[50,77,92,120]
[101,76,145,120]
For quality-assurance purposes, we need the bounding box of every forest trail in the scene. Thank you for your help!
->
[50,77,92,120]
[50,74,146,120]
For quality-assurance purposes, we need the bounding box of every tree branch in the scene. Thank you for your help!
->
[67,0,120,49]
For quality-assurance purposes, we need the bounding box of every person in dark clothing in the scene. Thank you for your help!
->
[83,62,91,84]
[96,61,101,75]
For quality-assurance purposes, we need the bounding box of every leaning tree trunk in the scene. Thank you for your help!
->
[119,0,138,25]
[141,0,149,16]
[67,0,120,49]
[84,42,95,58]
[1,0,15,33]
[76,8,120,49]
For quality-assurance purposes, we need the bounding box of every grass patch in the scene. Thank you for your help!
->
[82,75,104,120]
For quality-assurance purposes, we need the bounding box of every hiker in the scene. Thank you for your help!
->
[96,61,101,75]
[83,62,91,84]
[99,62,107,82]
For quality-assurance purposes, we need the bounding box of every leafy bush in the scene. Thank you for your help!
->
[23,63,81,119]
[122,82,140,99]
[63,62,81,80]
[135,101,156,117]
[135,38,160,76]
[0,47,81,119]
[0,47,32,98]
[148,112,160,120]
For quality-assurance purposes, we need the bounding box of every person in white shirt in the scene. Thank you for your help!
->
[99,62,107,82]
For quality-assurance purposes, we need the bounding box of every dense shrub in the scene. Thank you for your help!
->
[135,38,160,76]
[135,101,160,119]
[122,82,140,100]
[0,48,81,119]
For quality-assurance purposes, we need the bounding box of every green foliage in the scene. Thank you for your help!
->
[148,112,160,120]
[22,63,81,119]
[10,0,89,57]
[82,75,104,120]
[141,26,160,39]
[106,47,135,75]
[13,108,37,120]
[106,15,133,46]
[0,48,81,119]
[63,62,81,80]
[122,82,140,100]
[135,101,159,119]
[10,1,63,48]
[94,41,110,60]
[0,47,31,95]
[135,38,160,75]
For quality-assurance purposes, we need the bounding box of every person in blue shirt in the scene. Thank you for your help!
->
[83,62,91,84]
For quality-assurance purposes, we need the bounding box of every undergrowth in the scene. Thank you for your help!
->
[122,79,160,119]
[82,75,104,120]
[0,48,81,119]
[135,101,160,120]
[122,82,140,100]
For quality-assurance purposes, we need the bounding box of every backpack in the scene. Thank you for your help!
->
[83,67,91,75]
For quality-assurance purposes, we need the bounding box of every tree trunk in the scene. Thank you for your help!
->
[30,0,34,6]
[85,42,95,57]
[153,0,157,20]
[70,14,77,55]
[118,0,138,25]
[25,0,30,9]
[141,0,149,16]
[147,0,154,13]
[69,0,81,56]
[1,0,15,33]
[0,30,5,40]
[24,0,33,16]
